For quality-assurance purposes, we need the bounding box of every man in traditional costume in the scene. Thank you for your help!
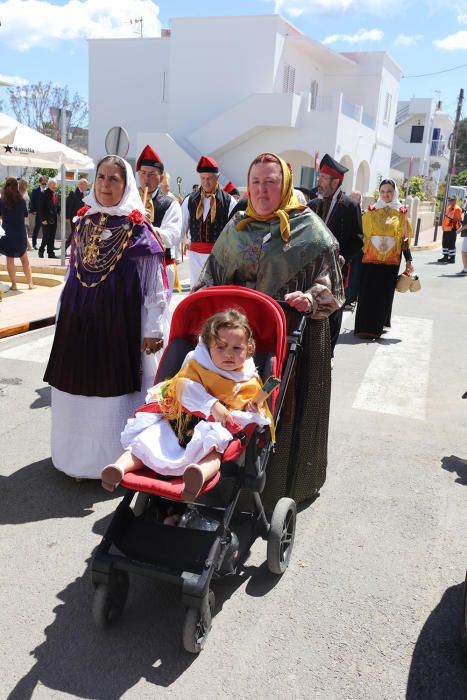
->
[136,145,182,289]
[223,181,240,201]
[308,154,363,355]
[181,155,237,288]
[195,152,344,509]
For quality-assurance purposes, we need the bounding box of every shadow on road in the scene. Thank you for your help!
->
[6,557,195,700]
[441,455,467,485]
[406,583,467,700]
[338,329,402,346]
[30,385,51,409]
[6,524,283,699]
[0,458,119,525]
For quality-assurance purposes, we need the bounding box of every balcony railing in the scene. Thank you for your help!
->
[430,139,448,157]
[308,93,375,129]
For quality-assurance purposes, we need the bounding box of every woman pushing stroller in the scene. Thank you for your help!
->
[101,309,270,500]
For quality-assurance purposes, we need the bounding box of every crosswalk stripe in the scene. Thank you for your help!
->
[352,316,432,420]
[0,334,53,364]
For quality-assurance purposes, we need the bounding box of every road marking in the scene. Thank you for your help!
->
[352,316,432,420]
[0,334,53,364]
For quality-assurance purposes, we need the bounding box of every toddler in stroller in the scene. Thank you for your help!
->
[91,286,302,653]
[101,308,270,500]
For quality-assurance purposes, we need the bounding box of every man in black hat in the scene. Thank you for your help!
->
[181,155,236,287]
[308,154,363,357]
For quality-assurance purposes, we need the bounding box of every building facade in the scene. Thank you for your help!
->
[88,15,402,196]
[392,98,453,184]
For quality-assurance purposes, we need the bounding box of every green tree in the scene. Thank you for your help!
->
[400,176,427,201]
[452,170,467,186]
[0,81,88,139]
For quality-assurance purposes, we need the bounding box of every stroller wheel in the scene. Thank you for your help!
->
[267,497,297,575]
[92,571,129,629]
[461,571,467,653]
[182,590,215,654]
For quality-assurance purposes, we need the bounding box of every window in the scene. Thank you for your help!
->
[410,125,424,143]
[283,64,296,94]
[309,80,319,110]
[383,92,392,124]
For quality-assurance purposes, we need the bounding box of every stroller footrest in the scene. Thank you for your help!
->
[120,467,220,499]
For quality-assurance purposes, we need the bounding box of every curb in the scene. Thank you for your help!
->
[0,315,55,340]
[412,241,441,251]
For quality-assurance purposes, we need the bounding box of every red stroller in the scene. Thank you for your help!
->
[91,286,306,653]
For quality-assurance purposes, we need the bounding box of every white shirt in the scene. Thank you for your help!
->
[151,188,182,248]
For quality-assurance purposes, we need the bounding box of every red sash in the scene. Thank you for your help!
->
[189,242,214,254]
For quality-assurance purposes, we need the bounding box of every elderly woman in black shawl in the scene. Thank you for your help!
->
[195,152,344,506]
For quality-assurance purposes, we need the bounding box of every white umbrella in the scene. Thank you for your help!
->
[0,113,17,145]
[0,112,93,170]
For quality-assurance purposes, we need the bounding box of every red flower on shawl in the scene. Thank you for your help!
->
[76,205,90,217]
[399,205,408,214]
[128,209,145,224]
[367,204,376,211]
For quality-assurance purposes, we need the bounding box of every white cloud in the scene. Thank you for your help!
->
[0,0,161,52]
[394,34,424,47]
[0,74,29,86]
[274,0,402,15]
[433,31,467,50]
[323,28,384,45]
[458,13,467,23]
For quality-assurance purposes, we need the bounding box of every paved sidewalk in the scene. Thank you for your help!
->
[0,251,66,338]
[412,224,441,250]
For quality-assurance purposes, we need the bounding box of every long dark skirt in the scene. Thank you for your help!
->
[354,263,399,337]
[262,315,331,511]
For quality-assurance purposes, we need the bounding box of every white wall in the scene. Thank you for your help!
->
[88,37,170,162]
[167,16,279,138]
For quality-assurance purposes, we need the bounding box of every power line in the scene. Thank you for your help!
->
[402,63,467,79]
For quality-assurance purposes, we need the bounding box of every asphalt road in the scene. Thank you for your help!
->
[1,245,467,699]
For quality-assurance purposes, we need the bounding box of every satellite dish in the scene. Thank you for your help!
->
[105,126,130,158]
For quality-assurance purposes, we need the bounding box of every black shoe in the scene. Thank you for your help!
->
[437,256,449,263]
[48,253,57,259]
[33,245,38,250]
[38,250,44,258]
[448,256,456,264]
[53,246,60,250]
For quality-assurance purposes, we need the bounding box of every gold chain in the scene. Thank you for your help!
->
[74,214,135,288]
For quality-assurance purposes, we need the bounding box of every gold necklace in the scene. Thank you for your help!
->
[74,213,135,288]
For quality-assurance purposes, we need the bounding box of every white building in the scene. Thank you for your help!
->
[391,98,453,183]
[88,15,402,196]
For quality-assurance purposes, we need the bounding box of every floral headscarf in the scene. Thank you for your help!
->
[236,153,306,242]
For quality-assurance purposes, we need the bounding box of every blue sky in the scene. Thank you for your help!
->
[0,0,466,120]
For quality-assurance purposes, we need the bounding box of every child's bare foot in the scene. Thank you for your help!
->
[181,464,205,501]
[10,285,17,291]
[28,284,36,290]
[101,464,124,492]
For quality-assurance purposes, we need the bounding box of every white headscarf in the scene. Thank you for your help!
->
[83,156,146,217]
[374,178,402,211]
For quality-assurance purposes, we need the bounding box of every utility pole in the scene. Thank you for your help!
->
[439,88,464,227]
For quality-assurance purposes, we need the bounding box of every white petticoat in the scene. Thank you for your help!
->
[121,410,269,476]
[50,304,171,480]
